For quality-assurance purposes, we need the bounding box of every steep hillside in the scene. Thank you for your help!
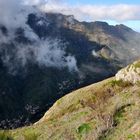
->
[0,12,140,128]
[27,13,140,64]
[1,60,140,140]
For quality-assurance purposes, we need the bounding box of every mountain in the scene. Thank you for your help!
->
[1,60,140,140]
[0,12,140,129]
[27,13,140,64]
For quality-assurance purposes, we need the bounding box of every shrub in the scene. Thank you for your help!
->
[77,123,91,134]
[127,134,135,139]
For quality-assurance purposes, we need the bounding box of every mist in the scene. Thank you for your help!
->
[0,38,78,74]
[0,0,78,74]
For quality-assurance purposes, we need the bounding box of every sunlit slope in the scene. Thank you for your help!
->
[1,60,139,140]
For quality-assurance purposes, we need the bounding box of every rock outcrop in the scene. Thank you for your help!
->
[116,60,140,84]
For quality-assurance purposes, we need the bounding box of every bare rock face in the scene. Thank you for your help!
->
[115,60,140,84]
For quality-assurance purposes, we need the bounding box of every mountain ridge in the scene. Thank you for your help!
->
[0,12,140,129]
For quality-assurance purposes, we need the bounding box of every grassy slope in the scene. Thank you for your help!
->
[1,76,140,140]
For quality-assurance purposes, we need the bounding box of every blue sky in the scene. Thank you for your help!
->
[107,20,140,32]
[43,0,140,32]
[67,0,140,5]
[65,0,140,31]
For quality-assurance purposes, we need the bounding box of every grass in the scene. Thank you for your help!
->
[1,72,140,140]
[127,134,135,140]
[113,104,131,127]
[23,131,38,140]
[0,131,13,140]
[109,79,132,87]
[133,61,140,68]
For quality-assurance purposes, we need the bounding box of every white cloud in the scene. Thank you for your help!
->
[23,0,45,6]
[33,39,78,71]
[0,0,78,73]
[1,38,78,74]
[0,0,139,29]
[40,3,140,21]
[0,0,36,30]
[0,0,139,73]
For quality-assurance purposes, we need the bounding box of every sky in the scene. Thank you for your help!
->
[67,0,140,5]
[39,0,140,32]
[0,0,139,31]
[65,0,140,31]
[0,0,139,72]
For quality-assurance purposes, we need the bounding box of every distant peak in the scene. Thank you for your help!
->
[115,24,133,32]
[94,21,109,26]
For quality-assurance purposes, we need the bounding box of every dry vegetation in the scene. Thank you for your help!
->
[1,73,140,140]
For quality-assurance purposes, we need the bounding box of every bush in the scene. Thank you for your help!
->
[77,123,91,134]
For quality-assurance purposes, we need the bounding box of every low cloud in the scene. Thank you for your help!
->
[33,39,78,71]
[1,38,78,74]
[0,0,139,28]
[0,0,139,74]
[0,0,27,29]
[0,0,140,25]
[0,0,78,73]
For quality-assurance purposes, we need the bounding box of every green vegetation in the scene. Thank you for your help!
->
[109,79,132,87]
[24,131,38,140]
[127,134,135,140]
[5,75,139,140]
[0,131,13,140]
[133,61,140,68]
[113,104,131,126]
[77,123,91,134]
[1,62,140,140]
